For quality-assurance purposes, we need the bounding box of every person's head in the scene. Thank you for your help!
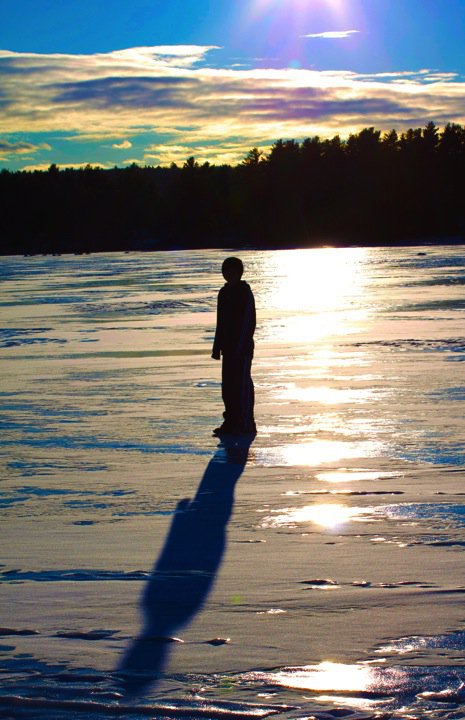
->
[222,256,244,284]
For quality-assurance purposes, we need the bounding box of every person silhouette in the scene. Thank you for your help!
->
[211,257,256,436]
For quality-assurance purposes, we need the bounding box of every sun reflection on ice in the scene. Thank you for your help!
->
[247,660,403,697]
[262,503,372,529]
[316,469,402,484]
[256,439,384,467]
[278,384,376,405]
[259,247,371,344]
[264,248,368,313]
[274,661,374,692]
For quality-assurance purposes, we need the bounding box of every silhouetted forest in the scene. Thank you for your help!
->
[1,122,464,255]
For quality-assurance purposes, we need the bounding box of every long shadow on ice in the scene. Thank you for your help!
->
[118,435,254,695]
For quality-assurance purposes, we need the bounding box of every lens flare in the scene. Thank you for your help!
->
[242,0,354,65]
[251,0,348,18]
[247,0,351,27]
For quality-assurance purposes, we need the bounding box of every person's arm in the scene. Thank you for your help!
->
[236,286,256,357]
[211,290,223,359]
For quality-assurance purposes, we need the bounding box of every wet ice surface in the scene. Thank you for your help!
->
[1,246,465,719]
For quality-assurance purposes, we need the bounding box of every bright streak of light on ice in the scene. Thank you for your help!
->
[261,503,372,529]
[245,660,404,694]
[315,470,402,483]
[259,247,370,344]
[256,439,384,467]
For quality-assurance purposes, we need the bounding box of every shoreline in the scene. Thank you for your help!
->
[4,234,465,259]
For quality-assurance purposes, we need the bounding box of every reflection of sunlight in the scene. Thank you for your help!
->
[268,312,367,344]
[377,636,429,654]
[257,439,383,467]
[257,662,377,692]
[316,470,401,483]
[271,248,366,312]
[262,504,370,529]
[282,662,374,692]
[260,248,370,344]
[278,385,375,405]
[246,662,405,709]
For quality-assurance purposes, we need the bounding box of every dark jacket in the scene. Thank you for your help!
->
[212,280,256,357]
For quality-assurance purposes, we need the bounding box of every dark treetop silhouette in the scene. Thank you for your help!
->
[118,436,254,695]
[1,123,464,254]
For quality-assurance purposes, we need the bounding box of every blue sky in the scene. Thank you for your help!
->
[1,0,464,170]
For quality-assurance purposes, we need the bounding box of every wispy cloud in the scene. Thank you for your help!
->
[0,45,464,168]
[143,141,261,167]
[20,160,111,172]
[112,139,132,149]
[0,139,51,161]
[303,30,360,39]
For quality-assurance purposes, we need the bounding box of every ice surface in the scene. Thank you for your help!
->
[1,246,465,719]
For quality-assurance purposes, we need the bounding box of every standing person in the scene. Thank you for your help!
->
[211,257,256,436]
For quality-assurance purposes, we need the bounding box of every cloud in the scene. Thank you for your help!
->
[142,141,260,167]
[0,139,51,154]
[20,161,111,172]
[0,45,465,168]
[112,139,132,149]
[0,139,51,161]
[303,30,360,39]
[50,75,195,109]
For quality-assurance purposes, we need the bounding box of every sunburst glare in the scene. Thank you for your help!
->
[251,0,314,12]
[249,0,349,21]
[239,0,356,70]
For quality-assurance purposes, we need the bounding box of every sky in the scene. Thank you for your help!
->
[1,0,465,171]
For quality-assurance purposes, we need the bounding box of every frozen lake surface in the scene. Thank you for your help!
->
[1,245,465,719]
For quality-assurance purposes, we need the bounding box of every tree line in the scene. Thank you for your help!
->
[1,122,464,255]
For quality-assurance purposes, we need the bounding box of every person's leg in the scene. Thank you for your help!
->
[239,353,255,433]
[218,353,255,434]
[221,354,241,430]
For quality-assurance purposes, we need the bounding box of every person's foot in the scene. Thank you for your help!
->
[247,421,257,435]
[213,423,257,436]
[212,423,233,436]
